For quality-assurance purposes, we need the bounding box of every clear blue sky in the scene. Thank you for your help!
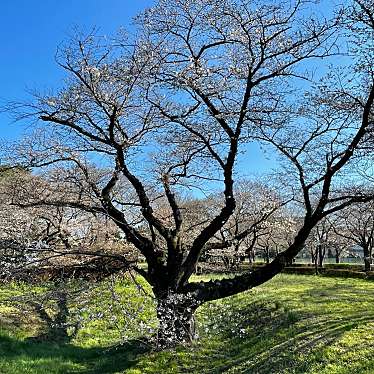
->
[0,0,154,140]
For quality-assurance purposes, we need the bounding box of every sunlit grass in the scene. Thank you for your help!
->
[1,274,374,373]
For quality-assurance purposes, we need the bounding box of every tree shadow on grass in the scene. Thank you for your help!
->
[192,295,374,374]
[303,282,374,305]
[0,333,151,374]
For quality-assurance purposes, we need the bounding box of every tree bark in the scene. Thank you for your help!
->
[314,249,319,275]
[264,246,270,264]
[155,293,198,348]
[363,245,371,272]
[318,244,325,268]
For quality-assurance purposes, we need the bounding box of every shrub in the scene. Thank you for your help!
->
[321,269,367,279]
[324,263,364,271]
[365,271,374,281]
[288,263,314,267]
[282,267,316,275]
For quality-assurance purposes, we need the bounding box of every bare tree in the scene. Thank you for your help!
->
[333,202,374,271]
[327,214,354,263]
[196,180,285,269]
[0,169,137,280]
[3,0,374,346]
[306,218,334,270]
[251,208,299,264]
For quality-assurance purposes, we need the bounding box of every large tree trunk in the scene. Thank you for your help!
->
[155,293,198,348]
[335,253,340,264]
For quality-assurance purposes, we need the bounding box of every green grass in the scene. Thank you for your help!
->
[1,274,374,373]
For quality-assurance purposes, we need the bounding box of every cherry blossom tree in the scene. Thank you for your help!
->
[3,0,374,346]
[333,202,374,271]
[191,180,286,269]
[0,168,135,280]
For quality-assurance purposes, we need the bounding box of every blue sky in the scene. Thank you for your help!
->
[0,0,153,139]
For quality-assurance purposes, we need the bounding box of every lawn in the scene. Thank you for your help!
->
[1,274,374,373]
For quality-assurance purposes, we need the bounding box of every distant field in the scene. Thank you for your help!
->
[1,274,374,373]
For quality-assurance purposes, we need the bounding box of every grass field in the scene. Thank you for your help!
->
[1,274,374,373]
